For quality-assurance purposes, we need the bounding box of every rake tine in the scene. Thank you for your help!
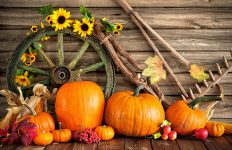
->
[208,70,215,81]
[195,83,202,94]
[216,63,222,75]
[203,79,209,87]
[189,88,195,99]
[181,94,187,100]
[223,56,229,68]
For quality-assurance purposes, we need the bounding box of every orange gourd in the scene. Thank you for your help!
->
[205,122,224,136]
[105,85,165,137]
[33,131,53,146]
[94,125,115,140]
[166,96,222,136]
[52,122,71,142]
[56,81,105,131]
[24,104,55,132]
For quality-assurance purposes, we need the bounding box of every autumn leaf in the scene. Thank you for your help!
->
[142,55,166,84]
[189,64,209,82]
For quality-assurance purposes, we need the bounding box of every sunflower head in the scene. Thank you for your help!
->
[73,18,94,38]
[115,23,123,30]
[51,8,73,31]
[31,25,38,33]
[21,53,27,63]
[46,15,51,22]
[113,30,120,35]
[15,71,31,87]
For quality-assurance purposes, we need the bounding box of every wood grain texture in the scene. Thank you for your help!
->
[203,136,232,150]
[45,143,74,150]
[1,29,232,52]
[1,0,232,7]
[151,139,179,150]
[176,138,207,150]
[1,8,232,29]
[97,137,125,150]
[124,138,152,150]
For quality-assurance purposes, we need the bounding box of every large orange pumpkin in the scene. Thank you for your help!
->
[56,81,105,131]
[105,85,165,137]
[166,96,222,136]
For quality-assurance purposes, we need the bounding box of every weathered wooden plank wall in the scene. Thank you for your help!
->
[0,0,232,122]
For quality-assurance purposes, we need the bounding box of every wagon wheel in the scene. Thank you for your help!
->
[7,27,115,99]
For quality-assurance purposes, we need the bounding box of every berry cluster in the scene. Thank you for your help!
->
[161,126,177,140]
[72,128,101,144]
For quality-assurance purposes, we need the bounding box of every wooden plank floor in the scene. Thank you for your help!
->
[1,135,232,150]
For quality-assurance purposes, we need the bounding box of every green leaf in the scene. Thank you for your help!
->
[101,19,116,32]
[161,120,172,127]
[16,69,24,76]
[36,5,53,18]
[28,75,34,82]
[152,132,161,139]
[79,5,92,19]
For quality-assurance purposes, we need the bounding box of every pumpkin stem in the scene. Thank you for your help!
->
[133,85,144,96]
[24,103,37,116]
[59,122,62,130]
[188,96,222,109]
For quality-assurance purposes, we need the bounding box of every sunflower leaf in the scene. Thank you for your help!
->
[79,5,92,19]
[36,5,53,18]
[189,64,209,82]
[16,69,24,76]
[101,19,116,32]
[142,55,166,84]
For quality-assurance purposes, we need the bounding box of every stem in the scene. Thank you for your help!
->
[24,103,37,116]
[188,96,222,109]
[67,41,89,69]
[133,85,144,96]
[58,33,64,65]
[59,122,62,130]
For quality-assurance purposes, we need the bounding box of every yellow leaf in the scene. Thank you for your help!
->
[142,55,166,84]
[189,64,209,82]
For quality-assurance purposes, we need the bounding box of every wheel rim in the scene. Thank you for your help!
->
[7,27,115,99]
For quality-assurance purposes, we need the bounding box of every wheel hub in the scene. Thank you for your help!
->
[52,66,71,84]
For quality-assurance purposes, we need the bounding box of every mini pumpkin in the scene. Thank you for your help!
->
[166,96,222,136]
[56,81,105,132]
[33,130,53,146]
[52,122,71,142]
[24,104,55,132]
[205,122,224,136]
[94,125,115,140]
[105,85,165,137]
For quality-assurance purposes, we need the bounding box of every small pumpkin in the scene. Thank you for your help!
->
[94,125,115,140]
[105,85,165,137]
[56,81,105,132]
[52,122,71,142]
[33,130,53,146]
[166,96,222,136]
[205,122,224,136]
[24,104,55,132]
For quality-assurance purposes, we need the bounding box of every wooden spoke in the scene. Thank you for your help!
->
[21,79,50,90]
[58,33,64,65]
[18,64,49,76]
[67,41,89,69]
[33,42,55,68]
[74,62,104,74]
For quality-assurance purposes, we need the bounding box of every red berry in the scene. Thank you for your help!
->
[162,133,168,140]
[168,130,177,140]
[163,126,171,134]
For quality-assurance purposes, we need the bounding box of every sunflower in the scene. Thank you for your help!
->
[115,23,123,30]
[73,18,94,37]
[40,21,45,29]
[21,53,27,63]
[51,8,73,31]
[41,36,50,41]
[15,71,31,87]
[46,15,51,22]
[113,30,120,35]
[89,17,95,24]
[31,25,38,32]
[28,53,36,64]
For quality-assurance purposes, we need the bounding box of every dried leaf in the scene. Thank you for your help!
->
[19,96,41,117]
[33,84,51,98]
[0,90,20,106]
[142,55,166,84]
[0,107,20,130]
[189,64,209,82]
